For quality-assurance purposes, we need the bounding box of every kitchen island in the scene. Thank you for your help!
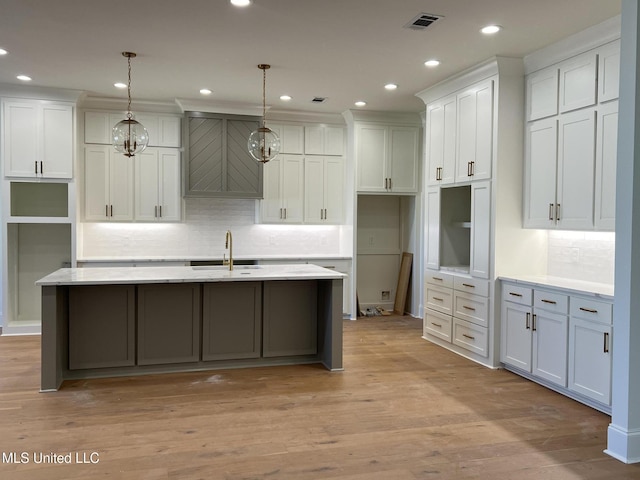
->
[36,264,344,391]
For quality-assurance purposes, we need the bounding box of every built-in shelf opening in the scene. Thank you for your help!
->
[10,182,68,217]
[440,185,471,273]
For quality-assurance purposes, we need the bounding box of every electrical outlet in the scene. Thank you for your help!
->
[381,290,390,301]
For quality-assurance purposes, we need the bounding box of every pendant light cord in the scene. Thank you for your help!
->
[127,54,133,120]
[262,66,266,127]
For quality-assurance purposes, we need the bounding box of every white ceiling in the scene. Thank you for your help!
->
[0,0,622,115]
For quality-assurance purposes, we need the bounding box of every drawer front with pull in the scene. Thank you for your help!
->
[570,296,612,324]
[454,276,490,297]
[425,285,453,315]
[534,289,569,314]
[502,283,532,306]
[425,270,453,288]
[423,309,452,342]
[452,318,488,357]
[453,291,489,327]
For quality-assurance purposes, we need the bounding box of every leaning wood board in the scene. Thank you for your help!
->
[393,252,412,315]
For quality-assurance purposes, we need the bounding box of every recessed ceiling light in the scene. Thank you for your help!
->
[355,101,367,107]
[481,25,502,35]
[0,48,7,55]
[16,74,31,81]
[280,95,292,101]
[200,88,212,95]
[385,83,398,91]
[114,82,127,89]
[230,0,251,6]
[424,59,440,67]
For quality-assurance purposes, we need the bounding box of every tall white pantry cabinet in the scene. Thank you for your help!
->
[418,57,535,368]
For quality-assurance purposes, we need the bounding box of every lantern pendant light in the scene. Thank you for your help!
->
[112,52,149,157]
[247,64,280,163]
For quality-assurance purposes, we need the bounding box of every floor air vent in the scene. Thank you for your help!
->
[404,13,443,31]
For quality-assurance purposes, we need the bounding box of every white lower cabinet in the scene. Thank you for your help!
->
[423,272,490,362]
[500,279,612,412]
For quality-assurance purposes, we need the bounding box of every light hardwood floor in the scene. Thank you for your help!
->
[1,315,639,479]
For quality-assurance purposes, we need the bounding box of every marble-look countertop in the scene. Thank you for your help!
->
[36,264,345,286]
[76,254,352,263]
[498,274,614,300]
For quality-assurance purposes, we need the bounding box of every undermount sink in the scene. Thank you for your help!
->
[191,265,262,271]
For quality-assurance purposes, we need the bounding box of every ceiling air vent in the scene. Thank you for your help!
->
[312,97,327,103]
[404,13,444,31]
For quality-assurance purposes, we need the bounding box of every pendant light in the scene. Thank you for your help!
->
[247,64,280,163]
[112,52,149,157]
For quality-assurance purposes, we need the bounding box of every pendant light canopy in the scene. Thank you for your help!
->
[247,64,280,163]
[112,52,149,157]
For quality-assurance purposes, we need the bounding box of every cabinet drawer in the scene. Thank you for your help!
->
[452,318,488,357]
[425,270,453,288]
[454,276,489,297]
[425,285,453,315]
[570,296,612,324]
[534,289,569,314]
[454,291,489,327]
[502,283,532,306]
[423,309,452,343]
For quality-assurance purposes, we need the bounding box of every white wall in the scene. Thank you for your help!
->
[79,197,351,259]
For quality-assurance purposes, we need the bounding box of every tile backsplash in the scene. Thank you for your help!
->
[80,197,352,259]
[546,231,615,284]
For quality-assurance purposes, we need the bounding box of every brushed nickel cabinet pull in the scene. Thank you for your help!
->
[284,208,287,219]
[432,277,444,281]
[509,292,523,297]
[34,161,38,175]
[155,206,158,218]
[40,161,43,174]
[432,297,444,302]
[324,208,327,219]
[462,283,475,288]
[549,203,554,221]
[604,332,610,353]
[556,203,561,221]
[532,314,537,332]
[388,178,392,190]
[462,333,475,340]
[431,322,442,328]
[110,205,113,217]
[467,162,472,176]
[436,167,442,181]
[541,299,557,304]
[159,206,162,218]
[463,305,476,311]
[470,161,475,176]
[526,312,531,330]
[579,307,598,314]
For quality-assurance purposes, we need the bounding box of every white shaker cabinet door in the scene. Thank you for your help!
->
[594,101,618,230]
[527,66,559,121]
[426,96,456,185]
[531,309,568,387]
[356,124,387,192]
[501,300,532,372]
[281,154,304,223]
[470,181,490,279]
[324,156,344,223]
[41,103,74,178]
[3,101,39,177]
[109,150,135,221]
[524,118,558,228]
[559,51,597,113]
[568,318,612,405]
[389,126,419,193]
[598,40,620,103]
[425,186,441,271]
[304,156,324,223]
[84,145,111,220]
[556,109,596,230]
[261,156,283,222]
[135,149,160,221]
[158,149,182,221]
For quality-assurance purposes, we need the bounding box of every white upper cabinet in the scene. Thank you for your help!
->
[304,125,344,156]
[355,123,420,193]
[84,110,181,147]
[426,95,456,185]
[594,101,618,230]
[304,156,344,224]
[598,40,620,103]
[524,118,558,228]
[135,148,181,222]
[269,123,304,154]
[261,154,304,223]
[2,100,73,179]
[527,66,559,121]
[455,80,493,183]
[559,51,597,113]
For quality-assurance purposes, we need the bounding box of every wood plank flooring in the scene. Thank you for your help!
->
[1,315,639,479]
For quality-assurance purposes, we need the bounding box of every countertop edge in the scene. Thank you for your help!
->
[497,275,614,300]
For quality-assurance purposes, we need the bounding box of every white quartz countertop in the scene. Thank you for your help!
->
[76,254,352,263]
[498,275,614,300]
[36,264,345,286]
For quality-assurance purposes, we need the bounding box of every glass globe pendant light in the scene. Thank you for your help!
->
[247,64,280,163]
[112,52,149,157]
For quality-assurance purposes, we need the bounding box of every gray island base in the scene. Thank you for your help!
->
[36,264,344,391]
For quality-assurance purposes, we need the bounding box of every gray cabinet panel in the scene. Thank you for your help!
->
[68,285,135,370]
[185,113,262,198]
[202,282,262,361]
[263,280,318,357]
[137,284,201,365]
